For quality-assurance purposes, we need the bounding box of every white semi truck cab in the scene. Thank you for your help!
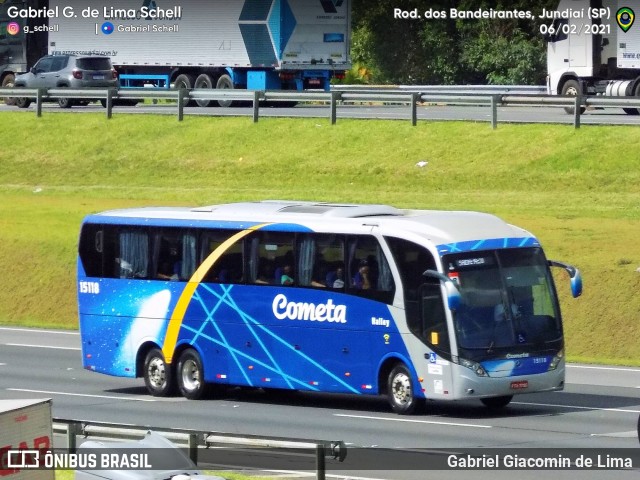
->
[547,0,640,113]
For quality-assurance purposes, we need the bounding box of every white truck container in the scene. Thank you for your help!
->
[547,0,640,113]
[47,0,351,106]
[0,399,54,480]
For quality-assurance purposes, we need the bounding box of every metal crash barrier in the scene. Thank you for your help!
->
[3,85,640,128]
[53,418,346,480]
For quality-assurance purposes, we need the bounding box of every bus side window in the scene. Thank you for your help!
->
[78,224,104,277]
[246,232,295,285]
[153,229,197,281]
[118,230,149,279]
[199,230,243,283]
[297,233,345,288]
[347,235,395,304]
[385,236,447,351]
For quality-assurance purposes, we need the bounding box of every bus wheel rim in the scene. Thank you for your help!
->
[392,373,411,405]
[148,357,166,388]
[181,359,201,391]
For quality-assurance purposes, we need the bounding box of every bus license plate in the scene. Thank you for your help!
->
[510,380,529,390]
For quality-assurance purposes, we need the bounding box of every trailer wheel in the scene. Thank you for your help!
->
[194,74,214,107]
[480,395,513,409]
[173,74,195,107]
[216,74,235,107]
[143,348,175,397]
[2,74,16,106]
[623,82,640,115]
[177,348,207,400]
[387,364,420,415]
[561,79,585,115]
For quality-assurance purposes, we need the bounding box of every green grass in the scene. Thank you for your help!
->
[1,112,639,365]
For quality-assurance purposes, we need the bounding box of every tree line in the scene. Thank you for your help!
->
[350,0,558,85]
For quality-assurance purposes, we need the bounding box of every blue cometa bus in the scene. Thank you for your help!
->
[77,201,582,414]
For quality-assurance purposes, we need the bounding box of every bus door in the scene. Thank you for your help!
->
[384,237,454,399]
[417,281,454,399]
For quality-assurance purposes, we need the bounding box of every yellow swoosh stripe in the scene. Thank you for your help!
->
[162,224,269,363]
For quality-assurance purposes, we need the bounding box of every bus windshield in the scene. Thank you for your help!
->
[443,248,562,361]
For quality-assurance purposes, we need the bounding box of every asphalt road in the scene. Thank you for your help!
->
[3,102,640,125]
[0,326,638,479]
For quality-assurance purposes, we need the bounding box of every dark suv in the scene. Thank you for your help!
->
[13,54,118,108]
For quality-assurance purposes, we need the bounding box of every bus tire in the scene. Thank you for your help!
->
[216,74,234,107]
[561,79,585,115]
[177,348,207,400]
[2,74,16,106]
[387,364,420,415]
[194,73,214,107]
[143,348,175,397]
[480,395,513,409]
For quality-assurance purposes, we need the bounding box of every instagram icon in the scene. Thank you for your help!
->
[7,22,20,35]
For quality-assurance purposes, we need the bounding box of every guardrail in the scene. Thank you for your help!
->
[53,418,346,480]
[334,84,548,95]
[2,86,640,128]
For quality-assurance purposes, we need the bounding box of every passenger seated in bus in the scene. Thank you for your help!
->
[157,261,179,281]
[281,264,294,286]
[330,267,345,288]
[352,260,372,290]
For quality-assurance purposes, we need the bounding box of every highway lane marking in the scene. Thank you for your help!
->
[7,388,157,402]
[334,414,491,428]
[590,431,637,438]
[513,401,640,414]
[4,343,81,351]
[567,365,640,373]
[0,327,79,335]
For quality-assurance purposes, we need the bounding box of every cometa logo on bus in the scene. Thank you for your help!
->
[272,294,347,323]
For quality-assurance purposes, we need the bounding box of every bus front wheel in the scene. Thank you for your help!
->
[143,348,175,397]
[177,348,207,400]
[480,395,513,409]
[387,364,420,415]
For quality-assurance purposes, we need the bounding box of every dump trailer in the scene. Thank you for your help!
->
[0,398,54,480]
[47,0,351,106]
[547,0,640,113]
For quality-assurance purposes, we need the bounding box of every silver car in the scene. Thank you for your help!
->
[13,54,118,108]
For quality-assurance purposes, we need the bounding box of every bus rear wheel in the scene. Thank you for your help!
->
[177,348,207,400]
[143,348,175,397]
[480,395,513,409]
[387,364,420,415]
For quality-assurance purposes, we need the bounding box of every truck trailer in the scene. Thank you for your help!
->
[0,398,53,480]
[2,0,350,106]
[0,0,48,104]
[59,0,350,107]
[547,0,640,113]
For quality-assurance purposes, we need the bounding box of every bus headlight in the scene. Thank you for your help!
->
[459,358,488,377]
[548,349,564,371]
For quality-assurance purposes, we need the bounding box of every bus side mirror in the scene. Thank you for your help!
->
[423,269,461,310]
[549,260,582,298]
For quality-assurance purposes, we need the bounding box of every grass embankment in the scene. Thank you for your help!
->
[0,113,638,365]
